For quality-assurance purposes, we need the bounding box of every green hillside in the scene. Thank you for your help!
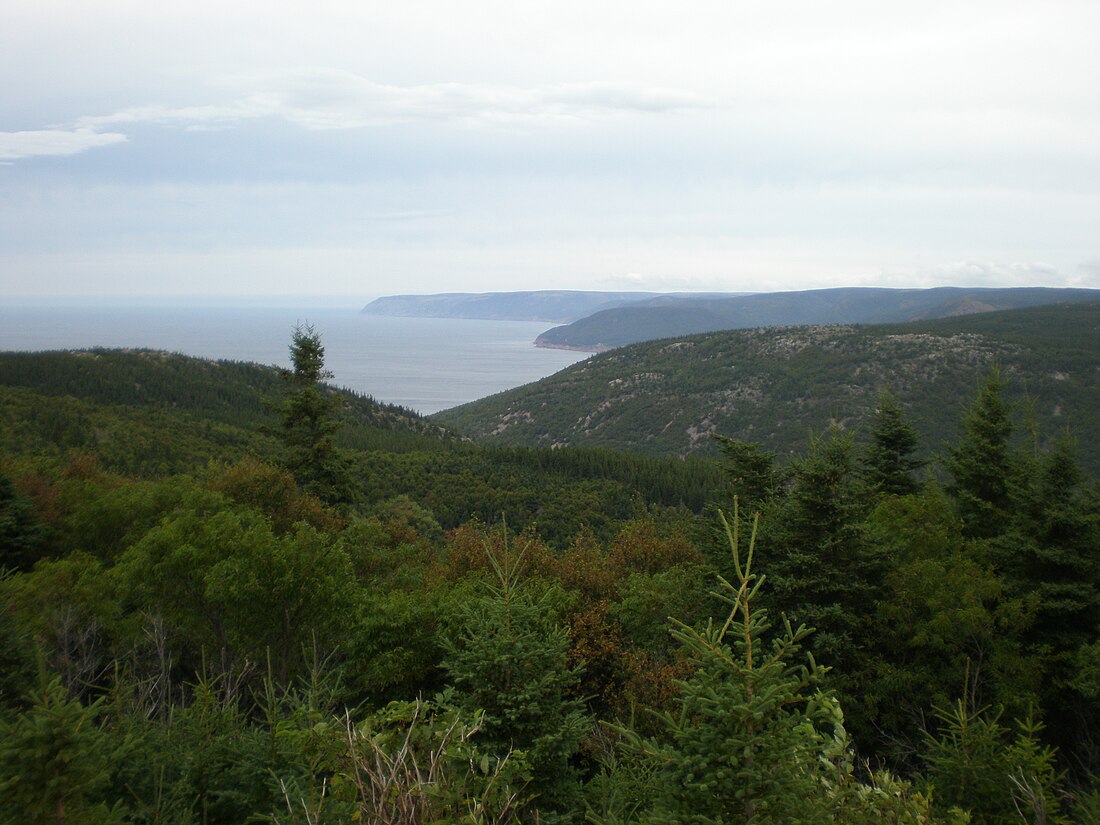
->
[0,349,451,474]
[435,300,1100,471]
[0,347,725,540]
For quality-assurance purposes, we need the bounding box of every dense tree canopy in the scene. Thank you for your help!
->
[2,334,1099,823]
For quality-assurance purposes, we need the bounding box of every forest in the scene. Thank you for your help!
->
[2,325,1100,823]
[437,301,1100,470]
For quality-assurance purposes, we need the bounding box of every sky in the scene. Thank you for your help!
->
[2,0,1099,303]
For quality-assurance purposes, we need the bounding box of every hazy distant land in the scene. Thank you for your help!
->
[362,290,667,322]
[364,286,1100,351]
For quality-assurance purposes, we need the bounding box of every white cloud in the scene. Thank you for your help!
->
[928,260,1062,286]
[0,127,127,161]
[542,82,707,114]
[76,103,251,129]
[72,72,710,134]
[0,73,708,168]
[1076,260,1100,280]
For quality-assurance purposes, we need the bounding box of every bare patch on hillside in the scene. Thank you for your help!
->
[491,409,534,435]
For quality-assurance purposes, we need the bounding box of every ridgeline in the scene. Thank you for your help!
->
[533,286,1100,350]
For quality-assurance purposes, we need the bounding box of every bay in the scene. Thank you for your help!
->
[0,306,588,415]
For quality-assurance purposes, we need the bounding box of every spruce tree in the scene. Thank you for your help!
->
[0,668,125,824]
[440,530,588,823]
[271,324,352,504]
[1015,435,1100,655]
[862,389,925,496]
[921,699,1066,824]
[765,428,878,682]
[716,437,779,513]
[1011,435,1100,756]
[608,506,941,824]
[945,368,1017,539]
[0,572,36,709]
[643,508,836,823]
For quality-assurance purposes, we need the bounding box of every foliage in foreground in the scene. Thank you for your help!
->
[595,506,947,824]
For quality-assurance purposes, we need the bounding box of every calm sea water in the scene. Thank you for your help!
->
[0,307,588,415]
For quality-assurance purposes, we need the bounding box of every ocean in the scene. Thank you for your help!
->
[0,306,588,415]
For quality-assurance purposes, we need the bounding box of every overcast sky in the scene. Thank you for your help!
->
[2,0,1099,303]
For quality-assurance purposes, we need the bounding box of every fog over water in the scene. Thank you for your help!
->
[0,306,588,415]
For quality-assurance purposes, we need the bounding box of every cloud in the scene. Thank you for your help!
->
[76,104,251,130]
[595,271,717,291]
[540,82,707,114]
[1077,260,1100,280]
[927,260,1063,286]
[75,71,710,133]
[0,73,705,166]
[594,271,649,289]
[0,127,127,162]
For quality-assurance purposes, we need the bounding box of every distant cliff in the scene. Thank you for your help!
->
[362,290,665,323]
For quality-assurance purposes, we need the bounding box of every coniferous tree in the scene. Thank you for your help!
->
[945,368,1017,539]
[0,669,125,824]
[605,506,941,825]
[716,437,779,514]
[642,508,836,823]
[862,389,925,496]
[1015,435,1100,655]
[440,531,588,823]
[765,428,879,681]
[921,699,1067,824]
[1011,435,1100,758]
[271,324,353,504]
[0,474,48,572]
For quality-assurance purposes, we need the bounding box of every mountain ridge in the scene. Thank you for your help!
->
[533,286,1100,350]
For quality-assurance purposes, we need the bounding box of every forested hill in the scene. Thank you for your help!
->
[0,349,451,472]
[0,346,725,537]
[4,323,1100,822]
[534,285,1100,350]
[434,300,1100,471]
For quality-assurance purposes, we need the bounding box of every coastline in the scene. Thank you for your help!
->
[533,338,608,354]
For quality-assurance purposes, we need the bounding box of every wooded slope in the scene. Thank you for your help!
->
[435,301,1100,471]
